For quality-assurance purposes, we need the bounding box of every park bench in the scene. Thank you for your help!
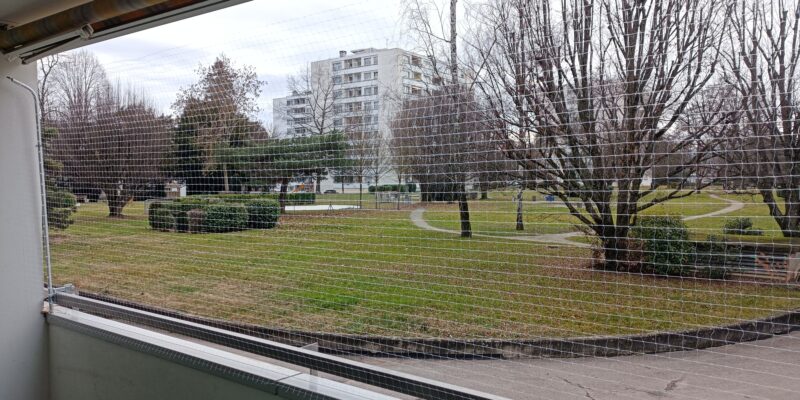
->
[702,242,800,283]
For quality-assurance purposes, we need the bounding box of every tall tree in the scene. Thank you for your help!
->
[53,83,171,217]
[172,54,264,193]
[46,51,171,216]
[473,0,729,267]
[721,0,800,237]
[404,0,473,237]
[220,132,350,211]
[392,90,487,226]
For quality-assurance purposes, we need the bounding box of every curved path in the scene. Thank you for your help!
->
[409,194,744,248]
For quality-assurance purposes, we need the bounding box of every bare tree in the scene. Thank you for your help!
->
[276,65,343,193]
[392,89,486,237]
[279,66,337,136]
[473,0,728,268]
[721,0,800,237]
[52,82,170,217]
[37,55,60,123]
[403,0,473,237]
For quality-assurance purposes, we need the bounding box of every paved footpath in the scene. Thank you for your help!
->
[410,194,745,249]
[354,331,800,399]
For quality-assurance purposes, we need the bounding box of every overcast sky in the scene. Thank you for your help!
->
[80,0,412,125]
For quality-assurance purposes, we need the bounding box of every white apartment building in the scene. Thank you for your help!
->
[272,48,434,192]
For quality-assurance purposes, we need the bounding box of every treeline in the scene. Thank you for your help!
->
[40,52,348,218]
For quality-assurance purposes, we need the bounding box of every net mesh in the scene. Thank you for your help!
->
[38,0,800,398]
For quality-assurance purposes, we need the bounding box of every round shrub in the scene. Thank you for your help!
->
[187,209,206,234]
[205,203,248,233]
[630,216,691,276]
[49,207,75,229]
[246,199,280,229]
[47,190,77,210]
[723,217,763,236]
[150,208,175,232]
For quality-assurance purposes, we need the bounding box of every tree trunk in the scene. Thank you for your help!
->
[315,174,322,194]
[222,163,230,193]
[515,189,524,231]
[106,189,128,218]
[279,177,289,213]
[480,177,489,200]
[358,178,363,209]
[374,175,379,209]
[397,174,402,210]
[458,184,472,238]
[601,231,630,271]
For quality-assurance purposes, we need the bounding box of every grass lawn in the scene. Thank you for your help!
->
[423,191,729,237]
[49,198,800,339]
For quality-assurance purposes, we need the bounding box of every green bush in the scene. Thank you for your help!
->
[148,202,165,228]
[630,216,691,276]
[164,203,199,232]
[368,184,417,193]
[150,208,175,232]
[723,217,763,236]
[245,199,280,229]
[205,203,248,232]
[47,190,77,210]
[48,207,74,229]
[46,190,77,229]
[187,209,206,234]
[193,193,315,205]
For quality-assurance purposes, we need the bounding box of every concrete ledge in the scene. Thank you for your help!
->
[48,306,401,400]
[71,291,800,359]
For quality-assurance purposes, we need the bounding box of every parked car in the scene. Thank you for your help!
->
[323,189,338,194]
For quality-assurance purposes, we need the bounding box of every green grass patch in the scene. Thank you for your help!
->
[48,198,800,339]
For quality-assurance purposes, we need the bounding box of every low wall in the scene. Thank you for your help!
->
[74,291,800,359]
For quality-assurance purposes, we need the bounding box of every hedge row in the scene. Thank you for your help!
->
[368,184,417,193]
[148,197,279,233]
[202,192,315,205]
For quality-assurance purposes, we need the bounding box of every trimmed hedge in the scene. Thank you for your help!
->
[630,216,691,276]
[205,203,248,233]
[208,193,315,205]
[246,199,280,229]
[150,196,281,234]
[723,217,763,236]
[368,184,417,193]
[188,209,206,234]
[150,208,175,232]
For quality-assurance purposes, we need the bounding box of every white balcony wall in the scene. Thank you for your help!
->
[0,59,50,400]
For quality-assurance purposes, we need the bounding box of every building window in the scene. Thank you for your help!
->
[333,76,342,84]
[334,119,342,127]
[344,58,362,69]
[332,61,341,71]
[363,86,378,96]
